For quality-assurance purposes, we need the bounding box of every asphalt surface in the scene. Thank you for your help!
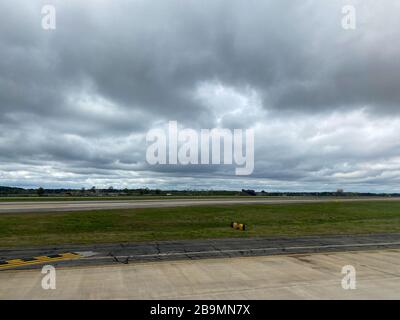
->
[2,233,400,270]
[1,197,400,214]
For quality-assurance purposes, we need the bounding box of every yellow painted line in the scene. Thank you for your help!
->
[0,252,81,270]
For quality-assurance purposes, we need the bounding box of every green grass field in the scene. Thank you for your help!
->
[1,201,400,248]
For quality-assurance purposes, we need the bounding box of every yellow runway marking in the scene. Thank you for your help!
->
[0,253,81,270]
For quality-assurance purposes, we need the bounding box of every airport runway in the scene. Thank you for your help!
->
[1,248,400,299]
[1,197,400,214]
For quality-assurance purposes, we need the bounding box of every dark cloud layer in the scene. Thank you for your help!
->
[1,0,400,191]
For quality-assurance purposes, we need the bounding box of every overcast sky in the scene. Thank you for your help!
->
[1,0,400,192]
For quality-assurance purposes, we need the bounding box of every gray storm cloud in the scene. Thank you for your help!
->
[0,0,400,191]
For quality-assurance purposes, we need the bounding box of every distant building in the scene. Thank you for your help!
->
[241,189,256,196]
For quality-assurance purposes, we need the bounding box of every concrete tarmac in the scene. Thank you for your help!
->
[1,249,400,299]
[1,197,400,214]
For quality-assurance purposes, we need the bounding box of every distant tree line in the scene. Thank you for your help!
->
[1,185,400,198]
